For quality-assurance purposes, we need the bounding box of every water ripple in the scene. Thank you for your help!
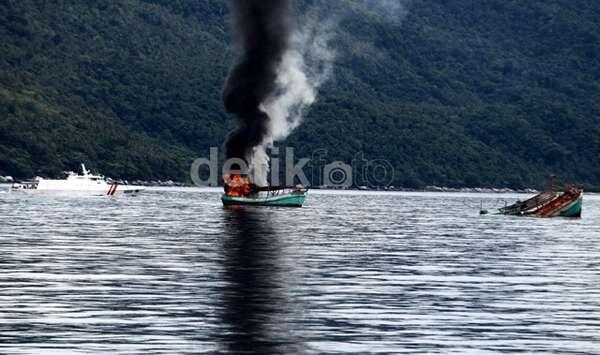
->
[0,188,599,354]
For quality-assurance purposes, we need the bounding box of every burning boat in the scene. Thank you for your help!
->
[221,174,308,207]
[482,180,583,218]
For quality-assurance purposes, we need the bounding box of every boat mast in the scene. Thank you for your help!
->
[81,163,90,177]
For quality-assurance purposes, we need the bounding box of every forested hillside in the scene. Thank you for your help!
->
[1,0,600,189]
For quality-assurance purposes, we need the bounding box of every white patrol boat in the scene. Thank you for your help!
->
[12,164,144,196]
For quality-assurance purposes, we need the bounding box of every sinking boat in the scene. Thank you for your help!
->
[221,174,308,207]
[11,164,144,196]
[483,181,583,218]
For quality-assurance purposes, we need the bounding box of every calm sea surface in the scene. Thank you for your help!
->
[0,187,599,354]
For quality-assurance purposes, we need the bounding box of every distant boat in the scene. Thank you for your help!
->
[12,164,144,196]
[221,174,307,207]
[482,180,583,218]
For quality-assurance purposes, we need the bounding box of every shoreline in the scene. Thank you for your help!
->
[0,183,543,194]
[2,178,595,194]
[2,183,598,195]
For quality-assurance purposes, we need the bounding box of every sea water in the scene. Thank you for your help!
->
[1,188,599,354]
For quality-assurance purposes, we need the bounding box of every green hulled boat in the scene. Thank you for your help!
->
[222,173,308,207]
[221,180,308,207]
[222,191,307,207]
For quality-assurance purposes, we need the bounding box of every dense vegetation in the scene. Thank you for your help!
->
[1,0,600,189]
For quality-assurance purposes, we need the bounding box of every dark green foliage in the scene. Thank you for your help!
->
[1,0,599,190]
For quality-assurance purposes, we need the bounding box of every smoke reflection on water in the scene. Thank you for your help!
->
[219,207,300,354]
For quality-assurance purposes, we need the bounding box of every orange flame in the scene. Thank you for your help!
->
[223,174,252,197]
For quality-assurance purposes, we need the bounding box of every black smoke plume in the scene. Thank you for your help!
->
[223,0,291,162]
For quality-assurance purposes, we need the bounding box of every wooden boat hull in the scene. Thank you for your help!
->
[222,193,306,207]
[498,191,558,216]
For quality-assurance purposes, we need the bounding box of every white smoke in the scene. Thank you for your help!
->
[248,18,336,186]
[248,145,270,187]
[246,1,412,186]
[267,21,336,140]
